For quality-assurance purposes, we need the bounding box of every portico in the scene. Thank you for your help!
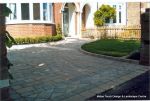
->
[61,3,80,38]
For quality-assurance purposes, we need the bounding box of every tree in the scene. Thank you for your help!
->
[0,4,14,100]
[94,5,116,26]
[0,4,9,100]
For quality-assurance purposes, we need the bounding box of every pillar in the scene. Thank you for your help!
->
[139,8,150,66]
[0,4,10,100]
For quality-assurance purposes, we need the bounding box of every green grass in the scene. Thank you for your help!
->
[81,39,140,57]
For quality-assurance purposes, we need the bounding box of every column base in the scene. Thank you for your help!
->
[0,79,11,101]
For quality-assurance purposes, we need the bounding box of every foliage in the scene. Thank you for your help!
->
[82,39,140,57]
[56,24,62,35]
[2,5,16,48]
[94,5,116,26]
[4,31,17,48]
[2,5,12,17]
[15,34,62,44]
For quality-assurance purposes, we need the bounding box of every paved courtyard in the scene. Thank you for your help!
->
[8,38,149,101]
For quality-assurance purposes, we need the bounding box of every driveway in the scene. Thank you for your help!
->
[8,38,149,101]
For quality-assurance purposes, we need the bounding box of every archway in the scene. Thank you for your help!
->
[62,3,79,37]
[82,4,91,30]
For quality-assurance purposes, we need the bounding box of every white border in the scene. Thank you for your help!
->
[0,0,150,3]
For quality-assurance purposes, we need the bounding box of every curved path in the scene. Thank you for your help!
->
[8,38,149,101]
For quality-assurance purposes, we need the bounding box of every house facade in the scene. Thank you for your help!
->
[3,1,150,38]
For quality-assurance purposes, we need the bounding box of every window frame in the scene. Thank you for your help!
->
[33,3,41,20]
[43,3,48,21]
[9,3,17,20]
[6,2,54,24]
[21,3,30,20]
[105,3,125,26]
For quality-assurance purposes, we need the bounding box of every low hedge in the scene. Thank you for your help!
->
[15,34,62,45]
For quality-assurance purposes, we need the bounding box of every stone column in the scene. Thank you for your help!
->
[139,8,150,66]
[0,4,10,100]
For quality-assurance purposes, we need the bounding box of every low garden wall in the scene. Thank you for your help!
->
[6,24,56,38]
[82,25,141,40]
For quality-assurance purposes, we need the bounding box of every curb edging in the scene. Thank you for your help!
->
[79,47,139,65]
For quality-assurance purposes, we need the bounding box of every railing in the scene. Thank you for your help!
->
[82,25,141,40]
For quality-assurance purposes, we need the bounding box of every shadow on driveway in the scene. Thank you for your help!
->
[88,70,150,100]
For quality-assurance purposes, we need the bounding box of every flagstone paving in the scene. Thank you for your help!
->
[8,38,149,101]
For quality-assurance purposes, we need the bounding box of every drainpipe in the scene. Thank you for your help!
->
[140,2,141,24]
[61,4,65,37]
[97,2,98,10]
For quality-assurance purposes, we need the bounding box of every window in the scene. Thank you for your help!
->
[6,2,54,23]
[119,5,122,23]
[9,3,17,20]
[112,5,116,23]
[119,11,121,23]
[119,5,121,10]
[105,18,110,23]
[113,5,116,8]
[43,3,48,21]
[21,3,30,20]
[49,4,53,21]
[33,3,40,20]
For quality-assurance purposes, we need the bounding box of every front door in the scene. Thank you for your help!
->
[63,7,69,36]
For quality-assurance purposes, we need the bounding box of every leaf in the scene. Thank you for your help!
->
[5,31,17,45]
[94,4,116,26]
[9,72,13,79]
[4,31,17,48]
[3,6,12,17]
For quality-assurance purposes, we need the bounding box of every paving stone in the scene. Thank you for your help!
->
[25,97,35,101]
[21,91,35,97]
[17,87,34,93]
[37,93,51,99]
[63,94,85,101]
[8,38,149,100]
[34,98,49,101]
[11,85,22,90]
[10,90,22,100]
[28,94,37,98]
[51,92,64,100]
[79,90,97,99]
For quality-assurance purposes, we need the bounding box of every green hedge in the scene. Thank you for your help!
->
[15,34,62,45]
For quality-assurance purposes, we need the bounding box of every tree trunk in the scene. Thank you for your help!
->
[0,4,10,100]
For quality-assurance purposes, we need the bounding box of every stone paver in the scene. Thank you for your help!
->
[8,38,149,101]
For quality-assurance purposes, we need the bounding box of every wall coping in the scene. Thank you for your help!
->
[0,79,10,89]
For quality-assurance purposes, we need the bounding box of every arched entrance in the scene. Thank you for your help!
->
[82,4,91,30]
[62,3,79,37]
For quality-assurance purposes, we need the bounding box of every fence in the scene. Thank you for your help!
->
[82,25,141,40]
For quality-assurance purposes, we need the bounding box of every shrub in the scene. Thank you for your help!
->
[94,5,116,26]
[56,24,62,35]
[14,34,62,45]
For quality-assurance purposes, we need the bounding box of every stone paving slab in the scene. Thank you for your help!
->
[7,38,149,101]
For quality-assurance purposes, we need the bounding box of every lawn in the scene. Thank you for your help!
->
[81,39,140,57]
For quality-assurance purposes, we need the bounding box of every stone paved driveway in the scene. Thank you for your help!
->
[8,38,149,101]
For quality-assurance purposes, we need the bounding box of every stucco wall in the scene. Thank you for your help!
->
[126,2,141,26]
